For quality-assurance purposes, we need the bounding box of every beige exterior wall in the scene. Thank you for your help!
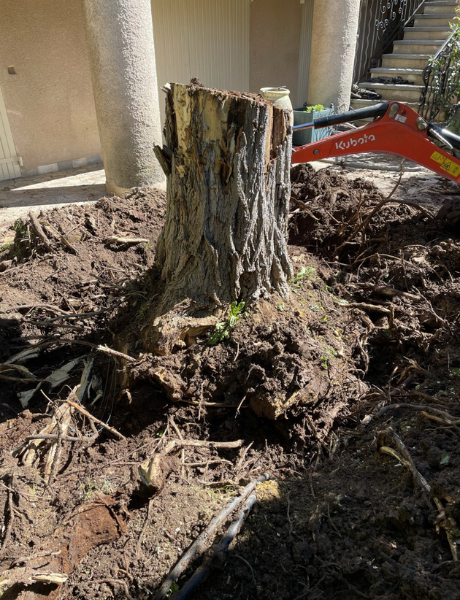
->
[0,0,317,177]
[249,0,302,106]
[0,0,101,173]
[152,0,250,125]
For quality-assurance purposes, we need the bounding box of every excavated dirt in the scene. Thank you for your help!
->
[0,166,459,600]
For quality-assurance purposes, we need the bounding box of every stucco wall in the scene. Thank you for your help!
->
[0,0,101,171]
[249,0,302,106]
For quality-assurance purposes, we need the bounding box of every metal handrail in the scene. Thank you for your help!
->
[353,0,426,84]
[419,25,460,122]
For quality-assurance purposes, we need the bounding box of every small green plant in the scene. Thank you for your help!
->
[290,266,315,289]
[451,367,460,377]
[303,104,325,112]
[320,345,338,369]
[166,583,180,597]
[79,479,96,502]
[13,218,27,237]
[0,242,11,253]
[277,302,285,312]
[102,478,112,494]
[208,301,247,345]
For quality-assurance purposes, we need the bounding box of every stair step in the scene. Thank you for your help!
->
[414,15,459,27]
[382,54,432,69]
[403,26,451,39]
[424,1,459,14]
[393,40,446,53]
[358,82,423,102]
[369,67,424,85]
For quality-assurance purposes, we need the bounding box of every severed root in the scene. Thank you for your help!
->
[170,493,258,600]
[0,475,14,556]
[29,211,53,252]
[377,428,430,499]
[377,427,459,561]
[18,397,73,477]
[14,361,125,483]
[153,473,270,600]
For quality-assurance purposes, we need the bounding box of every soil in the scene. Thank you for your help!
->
[0,165,460,600]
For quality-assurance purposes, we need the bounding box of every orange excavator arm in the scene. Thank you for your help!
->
[291,101,460,184]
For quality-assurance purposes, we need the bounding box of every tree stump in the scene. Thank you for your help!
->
[145,81,293,355]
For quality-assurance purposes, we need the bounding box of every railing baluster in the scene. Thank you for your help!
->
[353,0,426,84]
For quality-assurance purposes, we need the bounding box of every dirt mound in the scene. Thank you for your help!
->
[0,166,459,600]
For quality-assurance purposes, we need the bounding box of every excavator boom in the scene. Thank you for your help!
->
[291,101,460,184]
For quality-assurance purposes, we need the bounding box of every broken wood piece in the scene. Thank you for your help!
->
[433,497,459,562]
[153,472,270,600]
[379,446,410,468]
[20,400,72,468]
[154,144,173,177]
[138,454,180,491]
[104,236,149,245]
[376,404,460,433]
[139,439,243,488]
[0,569,68,589]
[162,439,244,453]
[59,234,78,254]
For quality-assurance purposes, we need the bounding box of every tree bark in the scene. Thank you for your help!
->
[144,81,293,354]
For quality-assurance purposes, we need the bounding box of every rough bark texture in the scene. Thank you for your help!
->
[156,82,293,308]
[142,82,294,355]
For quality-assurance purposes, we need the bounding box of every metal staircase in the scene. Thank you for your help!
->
[352,0,459,114]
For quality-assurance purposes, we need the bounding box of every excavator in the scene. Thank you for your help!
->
[291,101,460,183]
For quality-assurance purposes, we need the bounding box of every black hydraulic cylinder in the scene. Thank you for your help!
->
[314,103,389,129]
[428,123,460,151]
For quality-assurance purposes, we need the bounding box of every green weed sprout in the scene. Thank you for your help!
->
[208,301,247,345]
[290,266,315,289]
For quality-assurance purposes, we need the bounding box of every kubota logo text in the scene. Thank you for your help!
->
[335,133,376,150]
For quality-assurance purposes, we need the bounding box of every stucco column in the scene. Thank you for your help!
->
[83,0,164,195]
[307,0,361,112]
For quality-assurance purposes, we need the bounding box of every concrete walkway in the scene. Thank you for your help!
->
[0,164,107,242]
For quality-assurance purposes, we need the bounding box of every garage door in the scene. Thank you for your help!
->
[152,0,250,123]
